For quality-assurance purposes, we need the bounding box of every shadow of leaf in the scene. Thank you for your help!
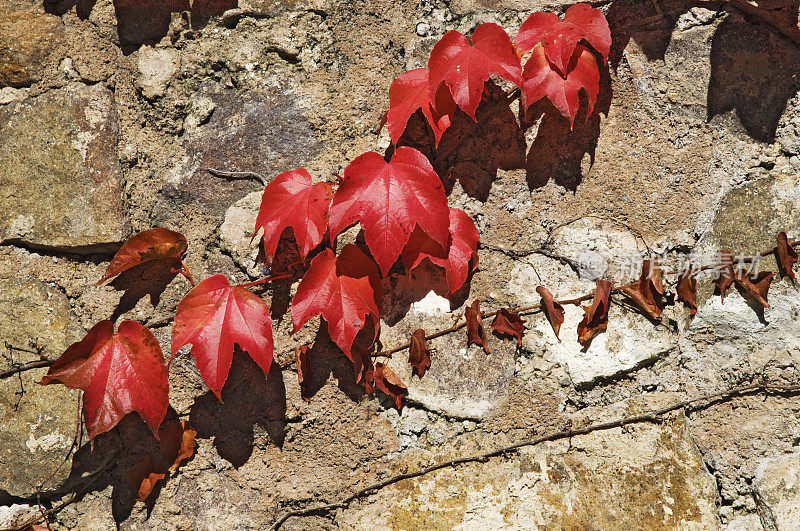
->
[108,259,181,322]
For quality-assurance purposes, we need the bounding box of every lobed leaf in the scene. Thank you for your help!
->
[490,308,525,346]
[620,260,664,319]
[386,68,456,147]
[373,362,408,410]
[577,279,612,347]
[97,228,187,284]
[536,285,565,338]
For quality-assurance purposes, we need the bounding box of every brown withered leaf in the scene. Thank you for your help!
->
[734,270,773,308]
[536,286,565,339]
[490,308,525,346]
[620,259,664,319]
[125,454,166,502]
[714,250,735,302]
[352,349,375,395]
[157,420,197,473]
[295,345,313,402]
[577,280,613,347]
[676,266,699,316]
[374,362,408,410]
[776,231,797,280]
[409,329,431,378]
[464,299,489,353]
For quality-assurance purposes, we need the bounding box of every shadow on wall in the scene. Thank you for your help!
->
[43,0,238,54]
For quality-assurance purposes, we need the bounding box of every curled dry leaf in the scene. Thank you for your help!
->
[373,362,408,410]
[40,320,168,442]
[464,299,489,353]
[577,279,612,347]
[777,231,798,280]
[536,285,565,338]
[409,329,432,378]
[734,270,773,309]
[295,345,313,402]
[620,260,664,319]
[125,454,165,502]
[352,349,375,395]
[97,227,187,284]
[126,419,197,502]
[714,250,735,302]
[490,308,525,346]
[676,266,699,316]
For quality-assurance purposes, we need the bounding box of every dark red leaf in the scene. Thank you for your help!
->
[620,260,664,319]
[402,207,479,294]
[97,228,187,284]
[734,270,773,308]
[428,23,521,120]
[677,266,699,316]
[409,329,431,378]
[373,362,408,410]
[464,299,489,353]
[536,285,565,338]
[295,345,313,402]
[291,245,380,361]
[386,68,456,147]
[328,147,450,276]
[253,168,332,264]
[171,274,274,399]
[40,320,168,442]
[491,308,525,346]
[352,348,375,394]
[714,250,735,302]
[577,280,612,347]
[777,231,797,280]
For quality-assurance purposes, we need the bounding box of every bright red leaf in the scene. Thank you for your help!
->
[577,280,612,347]
[536,286,565,339]
[253,168,332,264]
[329,147,450,276]
[291,245,380,361]
[386,68,456,147]
[464,299,489,353]
[402,207,479,295]
[777,231,797,280]
[409,329,431,378]
[521,43,599,125]
[373,362,408,410]
[491,308,525,346]
[516,3,611,71]
[171,274,274,399]
[40,320,168,442]
[97,228,187,284]
[428,23,521,120]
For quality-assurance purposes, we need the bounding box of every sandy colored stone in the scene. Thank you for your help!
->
[0,2,63,88]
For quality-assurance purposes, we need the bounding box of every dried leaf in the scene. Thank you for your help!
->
[620,259,664,319]
[464,299,489,353]
[158,420,197,472]
[776,231,797,280]
[409,329,431,378]
[734,270,773,308]
[490,308,525,346]
[374,362,408,410]
[125,454,165,502]
[352,349,375,395]
[536,285,565,338]
[714,250,735,302]
[295,345,313,402]
[577,279,612,347]
[97,228,187,284]
[676,266,699,316]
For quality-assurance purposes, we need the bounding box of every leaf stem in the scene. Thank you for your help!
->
[237,273,293,288]
[180,259,196,287]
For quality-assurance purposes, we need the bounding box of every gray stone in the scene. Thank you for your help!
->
[755,452,800,529]
[0,2,63,88]
[219,190,263,278]
[0,278,82,498]
[0,84,128,252]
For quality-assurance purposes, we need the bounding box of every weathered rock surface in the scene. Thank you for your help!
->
[0,278,82,499]
[755,452,800,530]
[0,1,63,88]
[0,83,127,252]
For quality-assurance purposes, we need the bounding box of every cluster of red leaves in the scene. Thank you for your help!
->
[384,3,610,140]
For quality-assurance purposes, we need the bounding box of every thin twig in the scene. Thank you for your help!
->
[268,382,800,530]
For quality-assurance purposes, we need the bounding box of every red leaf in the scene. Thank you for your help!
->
[464,299,489,353]
[516,3,611,71]
[777,231,798,280]
[536,285,565,338]
[373,362,408,410]
[490,308,525,346]
[329,147,450,276]
[521,43,599,125]
[714,250,735,302]
[40,321,168,442]
[291,245,380,361]
[171,274,274,399]
[577,280,612,347]
[409,329,431,378]
[734,270,773,308]
[253,168,332,264]
[295,345,313,402]
[402,207,479,294]
[97,228,187,284]
[677,266,699,316]
[620,260,664,319]
[428,23,521,120]
[386,68,456,147]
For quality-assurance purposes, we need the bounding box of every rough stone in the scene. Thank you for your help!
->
[0,84,128,252]
[755,452,800,530]
[136,46,180,100]
[0,2,63,88]
[0,278,82,499]
[219,191,264,279]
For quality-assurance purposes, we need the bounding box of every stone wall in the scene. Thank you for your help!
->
[2,0,800,529]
